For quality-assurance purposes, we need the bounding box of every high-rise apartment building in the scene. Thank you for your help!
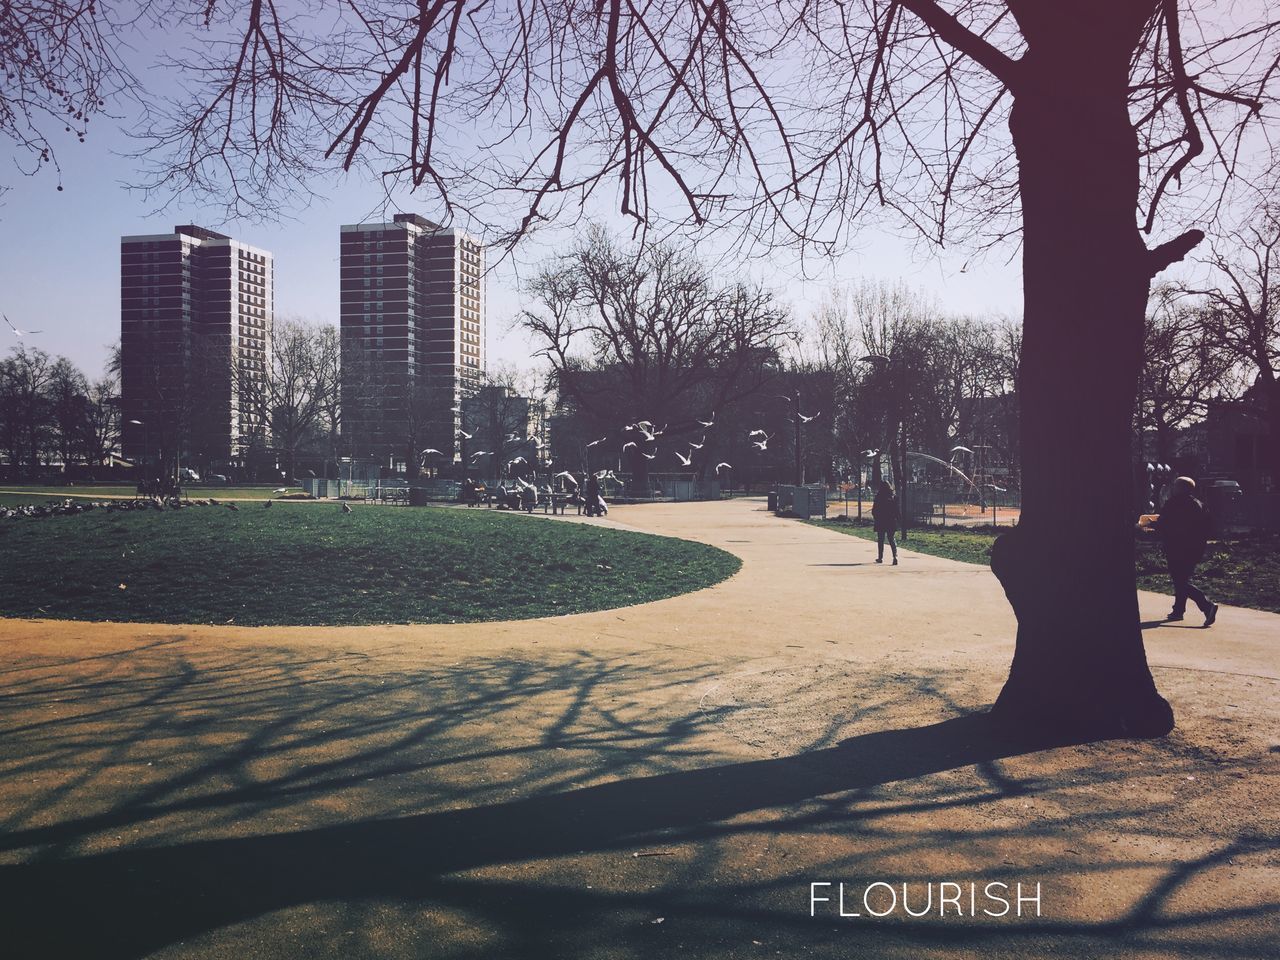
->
[120,225,272,470]
[339,213,484,468]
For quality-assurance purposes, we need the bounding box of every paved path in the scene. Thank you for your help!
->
[0,498,1275,959]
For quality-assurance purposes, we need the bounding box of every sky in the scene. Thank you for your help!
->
[0,11,1031,380]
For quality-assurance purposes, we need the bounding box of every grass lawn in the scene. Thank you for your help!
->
[0,484,302,503]
[807,518,1280,614]
[0,504,740,626]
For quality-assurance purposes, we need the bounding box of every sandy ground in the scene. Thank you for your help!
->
[0,497,1275,959]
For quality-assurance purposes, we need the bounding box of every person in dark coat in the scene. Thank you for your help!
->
[1154,476,1218,626]
[583,472,602,517]
[872,480,900,565]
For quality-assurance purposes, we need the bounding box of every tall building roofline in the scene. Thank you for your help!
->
[392,213,443,231]
[175,224,232,241]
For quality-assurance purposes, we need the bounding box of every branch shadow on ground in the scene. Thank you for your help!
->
[0,638,1273,959]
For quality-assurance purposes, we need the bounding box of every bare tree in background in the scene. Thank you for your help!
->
[520,226,792,488]
[1138,285,1239,465]
[6,1,1280,735]
[1181,206,1280,480]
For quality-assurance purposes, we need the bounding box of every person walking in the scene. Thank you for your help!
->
[1154,476,1218,626]
[583,472,602,518]
[872,480,900,565]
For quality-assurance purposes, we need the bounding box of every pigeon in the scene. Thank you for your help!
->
[263,499,272,508]
[342,502,353,514]
[674,450,692,466]
[3,314,42,338]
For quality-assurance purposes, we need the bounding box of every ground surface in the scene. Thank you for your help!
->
[0,502,738,625]
[0,497,1276,960]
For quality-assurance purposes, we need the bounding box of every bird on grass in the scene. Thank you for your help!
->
[226,502,239,511]
[273,487,288,494]
[263,499,272,508]
[342,502,353,514]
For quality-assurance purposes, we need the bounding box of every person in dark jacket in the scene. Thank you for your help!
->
[583,472,602,517]
[872,480,900,565]
[1154,476,1218,626]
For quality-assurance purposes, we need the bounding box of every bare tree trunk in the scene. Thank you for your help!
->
[990,54,1173,738]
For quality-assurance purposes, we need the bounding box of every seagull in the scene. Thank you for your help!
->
[3,315,42,337]
[715,462,732,473]
[775,394,794,403]
[505,433,522,443]
[950,445,974,456]
[798,411,821,423]
[508,456,527,466]
[420,448,443,457]
[752,433,773,451]
[342,502,353,514]
[456,429,473,440]
[862,449,880,458]
[621,441,638,451]
[587,437,607,447]
[640,451,656,460]
[688,436,706,450]
[697,413,715,428]
[674,450,692,466]
[748,429,768,439]
[629,422,657,441]
[273,487,288,494]
[470,450,491,460]
[554,471,579,486]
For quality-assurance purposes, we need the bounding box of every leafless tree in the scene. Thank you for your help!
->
[1138,284,1239,464]
[1180,205,1280,479]
[9,0,1280,735]
[520,226,792,486]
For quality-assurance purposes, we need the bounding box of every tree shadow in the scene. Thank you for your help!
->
[0,637,1273,959]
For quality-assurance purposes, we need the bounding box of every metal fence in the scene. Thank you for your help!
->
[824,482,1022,528]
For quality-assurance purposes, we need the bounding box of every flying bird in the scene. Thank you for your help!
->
[470,450,492,460]
[508,456,527,466]
[3,315,42,338]
[748,429,768,439]
[715,462,732,473]
[697,413,715,428]
[674,450,692,466]
[640,451,656,460]
[621,441,638,451]
[688,436,706,449]
[554,471,578,486]
[456,429,473,440]
[629,422,657,441]
[420,448,443,457]
[798,411,821,423]
[861,449,880,458]
[950,445,974,456]
[586,437,607,447]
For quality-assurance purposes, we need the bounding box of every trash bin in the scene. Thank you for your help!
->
[767,491,778,512]
[408,487,430,506]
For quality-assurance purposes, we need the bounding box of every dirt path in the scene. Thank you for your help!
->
[0,497,1275,960]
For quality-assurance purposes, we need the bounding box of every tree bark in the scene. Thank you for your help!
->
[990,35,1174,739]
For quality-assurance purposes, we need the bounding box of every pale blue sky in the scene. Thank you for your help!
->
[0,22,1026,381]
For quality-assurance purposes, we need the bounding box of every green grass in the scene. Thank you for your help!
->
[0,504,740,626]
[0,484,302,503]
[807,518,1280,614]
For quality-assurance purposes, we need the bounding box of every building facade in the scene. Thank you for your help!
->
[339,214,485,470]
[120,225,273,472]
